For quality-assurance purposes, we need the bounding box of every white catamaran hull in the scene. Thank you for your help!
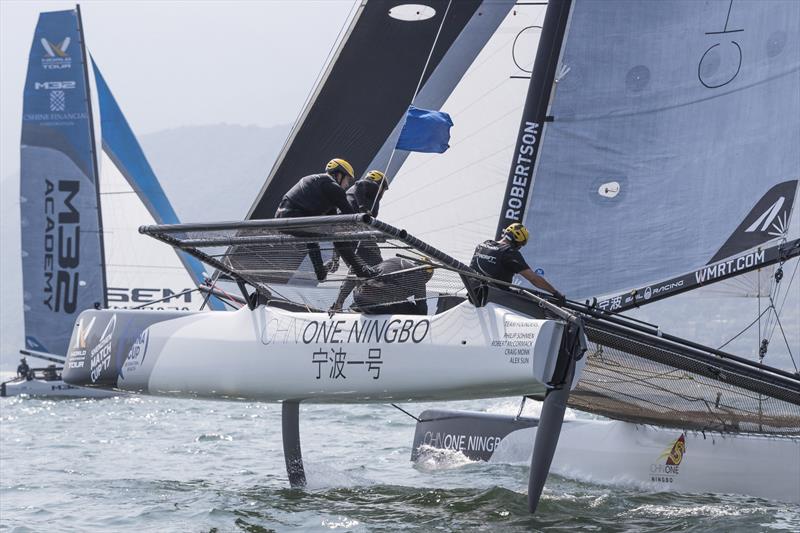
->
[416,414,800,503]
[530,420,800,503]
[64,302,580,403]
[1,378,116,398]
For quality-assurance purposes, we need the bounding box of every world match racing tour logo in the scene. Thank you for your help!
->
[649,434,686,484]
[40,37,72,70]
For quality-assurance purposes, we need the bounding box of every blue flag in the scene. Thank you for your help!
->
[395,106,453,153]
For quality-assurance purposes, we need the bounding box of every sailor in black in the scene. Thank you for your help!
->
[352,257,433,315]
[274,158,373,281]
[275,169,354,219]
[17,357,31,380]
[346,169,388,217]
[329,170,391,311]
[470,223,564,300]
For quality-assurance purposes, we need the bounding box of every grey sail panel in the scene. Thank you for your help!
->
[20,9,105,356]
[518,0,800,299]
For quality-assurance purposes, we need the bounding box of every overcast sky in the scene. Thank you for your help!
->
[0,0,357,180]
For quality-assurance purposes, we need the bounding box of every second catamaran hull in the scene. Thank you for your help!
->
[63,302,577,403]
[412,410,800,504]
[0,378,117,398]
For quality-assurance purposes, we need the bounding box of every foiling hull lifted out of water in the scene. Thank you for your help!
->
[61,214,585,404]
[63,214,593,512]
[64,302,570,403]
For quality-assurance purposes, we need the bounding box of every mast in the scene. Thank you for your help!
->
[495,0,572,236]
[75,3,108,308]
[488,0,579,514]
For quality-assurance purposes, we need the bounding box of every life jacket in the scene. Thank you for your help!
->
[276,173,352,216]
[470,240,529,284]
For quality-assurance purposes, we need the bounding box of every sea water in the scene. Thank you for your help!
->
[2,395,798,532]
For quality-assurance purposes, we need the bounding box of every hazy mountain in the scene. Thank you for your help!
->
[0,123,290,370]
[140,123,290,222]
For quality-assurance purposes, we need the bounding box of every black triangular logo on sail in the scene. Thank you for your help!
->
[709,180,798,264]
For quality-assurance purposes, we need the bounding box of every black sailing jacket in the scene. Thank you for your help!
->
[470,240,530,284]
[276,173,354,216]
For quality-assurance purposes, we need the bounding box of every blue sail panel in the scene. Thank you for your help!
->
[20,9,105,356]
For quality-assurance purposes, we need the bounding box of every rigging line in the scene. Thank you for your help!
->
[411,0,453,112]
[758,266,762,357]
[716,305,773,351]
[203,284,244,310]
[199,272,220,311]
[371,0,454,215]
[771,310,798,374]
[767,258,799,344]
[390,403,421,422]
[767,296,798,372]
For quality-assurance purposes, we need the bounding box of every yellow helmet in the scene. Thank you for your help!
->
[326,158,354,179]
[365,169,388,189]
[418,256,434,277]
[502,222,529,246]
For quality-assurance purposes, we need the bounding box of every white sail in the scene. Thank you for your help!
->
[98,150,201,310]
[379,5,547,262]
[91,62,219,312]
